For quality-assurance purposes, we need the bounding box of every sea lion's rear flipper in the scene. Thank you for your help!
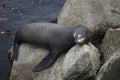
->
[32,51,59,72]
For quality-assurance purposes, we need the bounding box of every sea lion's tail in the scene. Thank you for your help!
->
[13,39,20,61]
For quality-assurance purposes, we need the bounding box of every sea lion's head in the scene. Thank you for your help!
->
[73,27,92,45]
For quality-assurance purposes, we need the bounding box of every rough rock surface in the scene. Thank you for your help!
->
[62,43,100,80]
[96,50,120,80]
[10,43,100,80]
[95,28,120,80]
[10,43,63,80]
[101,28,120,61]
[58,0,120,33]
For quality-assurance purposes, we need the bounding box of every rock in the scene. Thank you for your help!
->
[96,50,120,80]
[58,0,120,33]
[101,28,120,61]
[10,43,100,80]
[10,43,63,80]
[62,43,100,80]
[96,28,120,80]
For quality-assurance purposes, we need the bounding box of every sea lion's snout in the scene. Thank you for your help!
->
[76,37,86,45]
[76,37,85,43]
[74,34,87,45]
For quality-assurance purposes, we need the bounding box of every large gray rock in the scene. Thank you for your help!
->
[58,0,120,33]
[10,43,63,80]
[62,43,100,80]
[101,28,120,61]
[10,43,100,80]
[96,50,120,80]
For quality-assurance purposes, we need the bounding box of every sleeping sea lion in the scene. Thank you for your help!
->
[13,23,92,72]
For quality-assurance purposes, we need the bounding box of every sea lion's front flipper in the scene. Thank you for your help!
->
[32,51,59,72]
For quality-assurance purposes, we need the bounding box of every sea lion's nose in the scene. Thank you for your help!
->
[76,38,86,45]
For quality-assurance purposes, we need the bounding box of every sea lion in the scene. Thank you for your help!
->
[13,23,91,72]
